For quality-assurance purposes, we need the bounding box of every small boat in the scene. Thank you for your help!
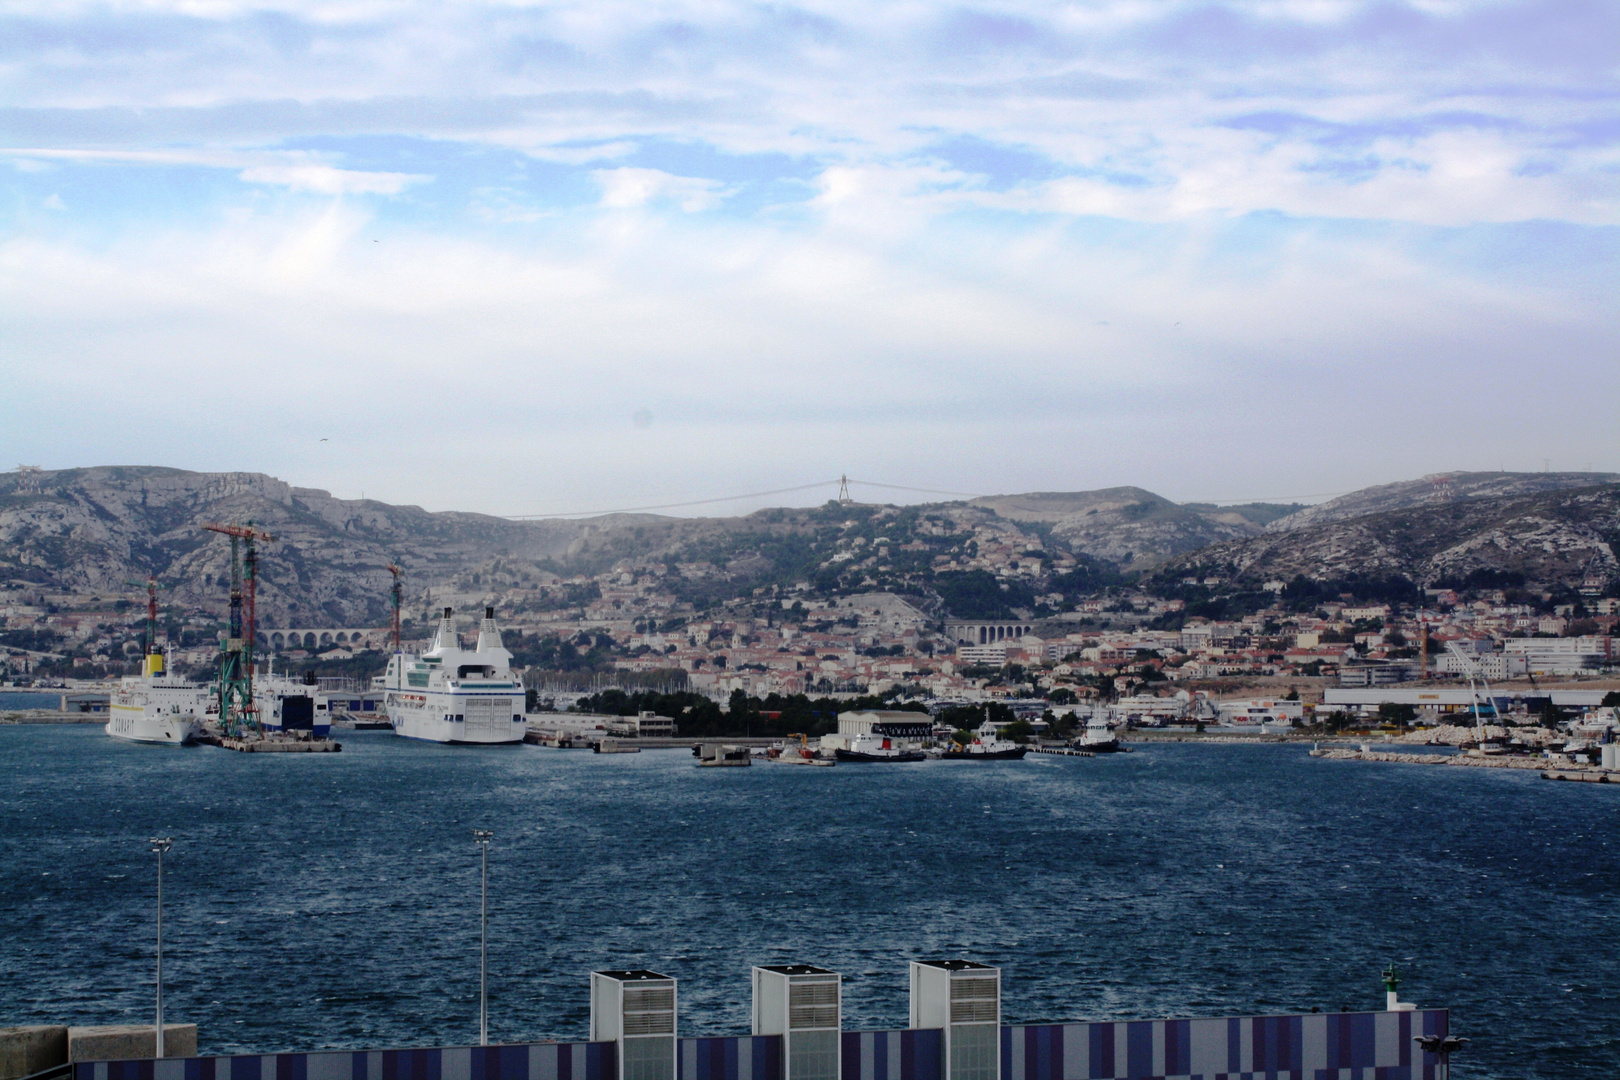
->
[694,743,751,766]
[769,734,835,766]
[942,721,1028,760]
[833,732,925,763]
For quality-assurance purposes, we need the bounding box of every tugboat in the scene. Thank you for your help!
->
[833,731,926,763]
[1075,711,1129,753]
[942,720,1028,760]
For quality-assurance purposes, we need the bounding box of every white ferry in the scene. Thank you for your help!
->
[380,607,527,744]
[106,650,207,745]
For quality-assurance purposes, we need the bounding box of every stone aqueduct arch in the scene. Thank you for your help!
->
[258,628,384,651]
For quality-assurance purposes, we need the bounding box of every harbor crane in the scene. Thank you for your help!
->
[1444,640,1497,751]
[386,563,404,652]
[123,575,168,677]
[200,522,276,737]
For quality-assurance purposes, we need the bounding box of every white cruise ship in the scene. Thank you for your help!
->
[380,607,526,744]
[106,650,207,745]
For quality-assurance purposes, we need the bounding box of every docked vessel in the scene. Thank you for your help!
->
[106,649,207,745]
[942,721,1028,760]
[768,734,835,766]
[833,732,926,763]
[254,665,330,737]
[1075,712,1128,753]
[380,607,527,744]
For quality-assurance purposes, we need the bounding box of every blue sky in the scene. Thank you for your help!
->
[1,0,1616,516]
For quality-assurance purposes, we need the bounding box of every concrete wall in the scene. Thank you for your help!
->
[67,1027,196,1064]
[1,1025,68,1080]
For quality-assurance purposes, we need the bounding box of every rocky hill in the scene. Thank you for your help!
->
[1266,471,1618,532]
[4,467,1614,627]
[1155,483,1620,592]
[0,467,578,625]
[968,488,1299,570]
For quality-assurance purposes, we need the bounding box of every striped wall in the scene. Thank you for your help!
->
[1003,1010,1451,1080]
[842,1028,942,1080]
[678,1035,780,1080]
[75,1010,1449,1080]
[77,1042,615,1080]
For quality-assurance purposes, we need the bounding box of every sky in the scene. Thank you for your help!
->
[1,0,1617,518]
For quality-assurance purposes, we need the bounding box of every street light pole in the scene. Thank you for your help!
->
[149,837,174,1059]
[472,830,494,1046]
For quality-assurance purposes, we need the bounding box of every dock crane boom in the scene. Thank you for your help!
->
[200,522,276,736]
[1444,640,1495,750]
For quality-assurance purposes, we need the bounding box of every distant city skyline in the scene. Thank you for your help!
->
[2,0,1615,516]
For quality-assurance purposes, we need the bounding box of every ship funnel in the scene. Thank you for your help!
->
[432,607,457,652]
[476,607,503,653]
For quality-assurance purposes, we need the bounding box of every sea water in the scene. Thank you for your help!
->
[1,726,1615,1077]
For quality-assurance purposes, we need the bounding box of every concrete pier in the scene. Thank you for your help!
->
[67,1026,196,1063]
[1,1025,67,1080]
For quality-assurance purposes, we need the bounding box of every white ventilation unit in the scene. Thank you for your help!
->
[909,961,1000,1080]
[591,970,677,1080]
[753,965,841,1080]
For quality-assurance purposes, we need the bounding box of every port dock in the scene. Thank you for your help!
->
[196,732,341,753]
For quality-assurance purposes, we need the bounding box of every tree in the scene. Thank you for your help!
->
[1001,719,1035,743]
[1377,702,1415,729]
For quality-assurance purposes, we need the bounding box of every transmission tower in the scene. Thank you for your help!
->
[201,522,276,736]
[837,474,853,505]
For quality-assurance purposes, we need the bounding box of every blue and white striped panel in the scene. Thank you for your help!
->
[677,1035,780,1080]
[1002,1010,1449,1080]
[80,1043,615,1080]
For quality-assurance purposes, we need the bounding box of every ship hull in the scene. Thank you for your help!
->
[105,711,201,745]
[835,748,926,763]
[944,746,1028,760]
[385,690,526,744]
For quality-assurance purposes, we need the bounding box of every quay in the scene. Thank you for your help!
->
[195,733,342,753]
[1318,747,1615,778]
[1541,769,1616,784]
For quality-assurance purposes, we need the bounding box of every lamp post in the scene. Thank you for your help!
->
[472,829,494,1046]
[149,837,174,1059]
[1414,1034,1468,1080]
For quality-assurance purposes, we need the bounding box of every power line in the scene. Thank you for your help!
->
[847,479,986,499]
[505,480,840,519]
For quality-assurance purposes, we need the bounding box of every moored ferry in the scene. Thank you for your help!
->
[106,650,207,745]
[380,607,526,744]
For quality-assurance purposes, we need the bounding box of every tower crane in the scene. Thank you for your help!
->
[386,563,404,653]
[200,522,276,736]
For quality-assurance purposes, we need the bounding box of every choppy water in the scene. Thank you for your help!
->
[2,727,1616,1078]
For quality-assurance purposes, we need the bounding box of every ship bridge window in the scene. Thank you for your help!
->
[458,665,495,678]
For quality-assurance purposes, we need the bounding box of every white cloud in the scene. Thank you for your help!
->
[237,165,430,196]
[593,168,729,212]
